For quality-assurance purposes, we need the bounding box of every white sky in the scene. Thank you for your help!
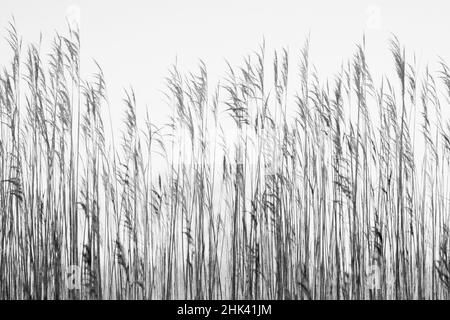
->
[1,0,450,126]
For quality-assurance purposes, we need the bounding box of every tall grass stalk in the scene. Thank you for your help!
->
[1,23,450,299]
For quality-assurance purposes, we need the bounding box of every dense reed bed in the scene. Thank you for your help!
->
[1,22,450,300]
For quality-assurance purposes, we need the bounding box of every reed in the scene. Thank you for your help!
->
[1,22,450,299]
